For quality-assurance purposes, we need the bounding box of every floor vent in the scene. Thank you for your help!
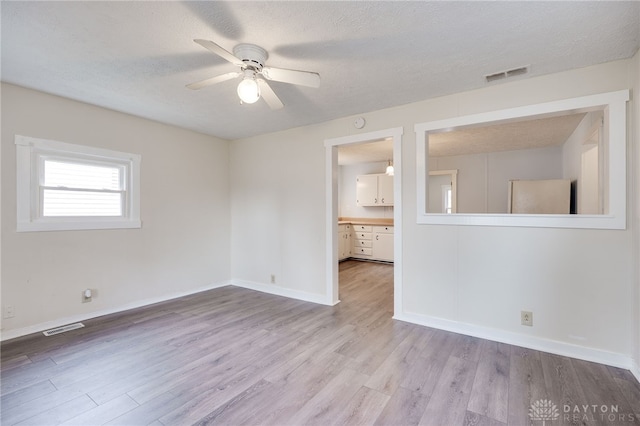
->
[485,65,529,83]
[43,322,85,336]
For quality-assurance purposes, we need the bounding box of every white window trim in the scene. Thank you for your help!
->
[414,90,629,229]
[16,135,141,232]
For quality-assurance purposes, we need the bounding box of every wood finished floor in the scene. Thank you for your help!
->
[2,260,639,426]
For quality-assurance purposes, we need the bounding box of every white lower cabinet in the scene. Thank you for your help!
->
[372,225,394,262]
[349,224,393,262]
[352,225,373,259]
[338,224,352,260]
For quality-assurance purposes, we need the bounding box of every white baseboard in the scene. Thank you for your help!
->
[231,279,331,306]
[393,311,633,371]
[0,280,231,342]
[3,282,635,379]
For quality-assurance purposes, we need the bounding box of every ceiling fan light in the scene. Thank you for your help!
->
[237,77,260,104]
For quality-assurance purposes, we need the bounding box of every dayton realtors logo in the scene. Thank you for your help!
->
[529,400,560,425]
[529,399,637,424]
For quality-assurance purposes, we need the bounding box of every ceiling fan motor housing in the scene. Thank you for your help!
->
[233,43,268,71]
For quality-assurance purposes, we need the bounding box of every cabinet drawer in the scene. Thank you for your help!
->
[354,239,372,248]
[373,225,393,234]
[339,224,352,232]
[353,247,372,256]
[353,232,372,240]
[352,225,372,232]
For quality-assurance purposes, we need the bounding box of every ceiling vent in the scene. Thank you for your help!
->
[485,66,529,83]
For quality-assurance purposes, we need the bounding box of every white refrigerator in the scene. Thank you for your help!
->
[507,179,571,214]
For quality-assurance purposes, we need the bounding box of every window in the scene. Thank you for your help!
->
[442,185,452,214]
[16,135,141,232]
[415,90,629,229]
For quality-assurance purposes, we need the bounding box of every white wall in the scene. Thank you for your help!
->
[2,55,637,375]
[429,145,563,213]
[0,83,231,338]
[632,49,640,378]
[230,57,638,369]
[338,161,393,219]
[229,124,326,299]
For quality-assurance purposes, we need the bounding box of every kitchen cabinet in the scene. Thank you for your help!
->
[349,224,393,262]
[351,224,373,259]
[338,224,351,260]
[372,225,394,262]
[356,174,394,206]
[378,175,394,205]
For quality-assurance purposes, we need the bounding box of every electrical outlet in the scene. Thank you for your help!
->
[521,311,533,326]
[3,305,15,318]
[270,274,276,284]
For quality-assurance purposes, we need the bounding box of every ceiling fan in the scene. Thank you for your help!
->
[186,39,320,110]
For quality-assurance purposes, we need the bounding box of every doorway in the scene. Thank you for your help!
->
[324,127,403,315]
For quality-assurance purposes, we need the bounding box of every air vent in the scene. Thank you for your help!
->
[485,65,529,83]
[43,322,84,336]
[485,71,506,82]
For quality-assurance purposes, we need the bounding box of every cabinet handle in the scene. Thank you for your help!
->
[375,198,378,203]
[381,198,385,203]
[376,235,379,240]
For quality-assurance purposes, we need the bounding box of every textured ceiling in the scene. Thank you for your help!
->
[2,1,639,141]
[429,112,588,157]
[339,139,392,166]
[338,112,587,165]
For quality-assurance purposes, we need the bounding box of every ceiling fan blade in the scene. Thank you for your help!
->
[261,66,320,88]
[186,71,241,90]
[194,39,244,67]
[257,79,284,110]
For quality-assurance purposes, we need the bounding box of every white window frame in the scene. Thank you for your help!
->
[16,135,141,232]
[415,90,629,229]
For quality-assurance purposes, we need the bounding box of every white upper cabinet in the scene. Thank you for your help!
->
[356,174,393,206]
[378,174,394,205]
[356,175,378,206]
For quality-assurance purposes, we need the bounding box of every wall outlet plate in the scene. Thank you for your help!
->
[521,310,533,326]
[3,305,15,318]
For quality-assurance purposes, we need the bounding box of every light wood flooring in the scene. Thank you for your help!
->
[2,260,639,425]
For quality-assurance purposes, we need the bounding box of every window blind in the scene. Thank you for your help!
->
[42,160,124,217]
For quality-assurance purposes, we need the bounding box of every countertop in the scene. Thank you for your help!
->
[338,217,394,226]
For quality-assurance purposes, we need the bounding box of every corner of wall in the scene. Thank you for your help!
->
[632,359,640,383]
[632,47,640,384]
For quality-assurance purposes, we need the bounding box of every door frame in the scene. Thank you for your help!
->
[324,127,403,314]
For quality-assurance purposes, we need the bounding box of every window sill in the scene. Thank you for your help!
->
[17,219,142,233]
